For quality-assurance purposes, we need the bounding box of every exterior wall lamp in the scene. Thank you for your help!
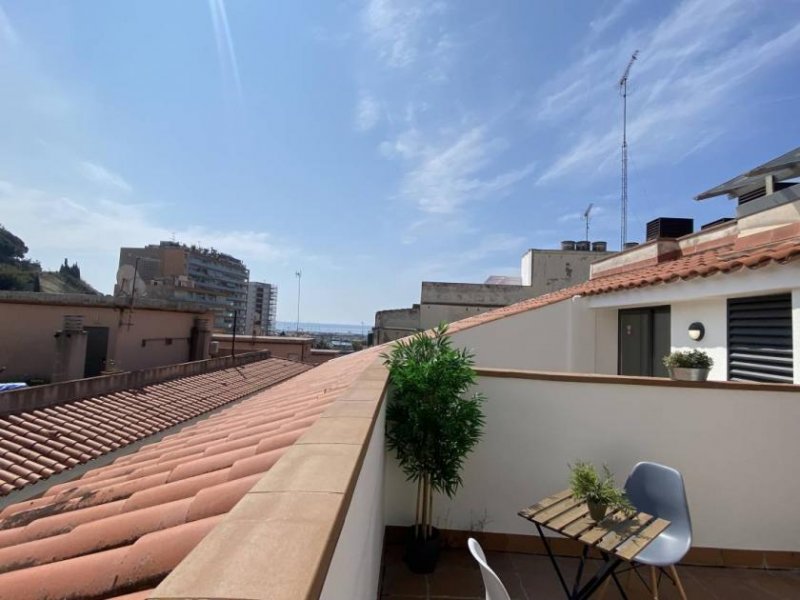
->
[688,322,705,341]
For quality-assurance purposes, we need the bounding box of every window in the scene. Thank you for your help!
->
[728,293,793,383]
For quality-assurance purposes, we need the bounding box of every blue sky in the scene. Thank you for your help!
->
[1,0,799,324]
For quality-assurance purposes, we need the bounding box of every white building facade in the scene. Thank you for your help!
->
[448,147,800,384]
[244,281,278,335]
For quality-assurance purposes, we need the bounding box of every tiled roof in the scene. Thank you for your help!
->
[0,358,312,498]
[0,348,380,600]
[449,235,800,333]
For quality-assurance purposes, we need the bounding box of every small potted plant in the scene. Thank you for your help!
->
[383,323,486,574]
[662,349,713,381]
[569,461,634,522]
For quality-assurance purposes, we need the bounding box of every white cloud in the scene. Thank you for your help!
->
[355,93,380,131]
[407,232,526,281]
[383,126,535,214]
[0,179,292,293]
[535,0,800,184]
[0,5,18,46]
[361,0,446,68]
[589,0,638,35]
[79,161,133,193]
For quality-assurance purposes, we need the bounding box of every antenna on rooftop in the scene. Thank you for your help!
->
[619,50,638,249]
[583,203,594,241]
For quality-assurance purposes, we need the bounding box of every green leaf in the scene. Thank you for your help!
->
[384,325,486,534]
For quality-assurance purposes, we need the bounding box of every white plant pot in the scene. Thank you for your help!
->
[669,367,710,381]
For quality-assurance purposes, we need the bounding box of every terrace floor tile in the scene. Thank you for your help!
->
[381,544,800,600]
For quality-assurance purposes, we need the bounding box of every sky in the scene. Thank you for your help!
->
[1,0,800,325]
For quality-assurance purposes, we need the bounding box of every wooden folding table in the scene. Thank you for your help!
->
[519,489,670,599]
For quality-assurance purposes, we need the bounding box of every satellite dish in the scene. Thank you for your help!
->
[115,264,148,298]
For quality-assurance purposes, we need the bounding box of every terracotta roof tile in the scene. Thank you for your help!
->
[0,348,383,600]
[449,234,800,334]
[0,357,312,498]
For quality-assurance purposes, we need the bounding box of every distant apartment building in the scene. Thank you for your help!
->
[372,242,614,344]
[244,282,278,335]
[115,242,249,333]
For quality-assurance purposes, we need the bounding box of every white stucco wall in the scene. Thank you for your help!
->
[385,375,800,551]
[793,290,800,384]
[450,297,618,375]
[669,298,728,381]
[320,402,386,600]
[521,251,533,286]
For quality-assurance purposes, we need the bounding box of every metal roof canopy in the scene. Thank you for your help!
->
[695,146,800,200]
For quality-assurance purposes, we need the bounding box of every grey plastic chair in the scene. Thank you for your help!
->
[468,538,512,600]
[624,462,692,600]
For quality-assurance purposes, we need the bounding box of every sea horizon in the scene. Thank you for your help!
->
[274,320,370,336]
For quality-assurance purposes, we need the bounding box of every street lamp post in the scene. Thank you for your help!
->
[230,309,238,357]
[295,270,302,334]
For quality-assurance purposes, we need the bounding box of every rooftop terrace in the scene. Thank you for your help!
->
[0,187,798,598]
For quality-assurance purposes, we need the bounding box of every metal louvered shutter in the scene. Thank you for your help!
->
[728,293,794,383]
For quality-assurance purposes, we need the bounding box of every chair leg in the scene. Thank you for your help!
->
[669,564,688,600]
[650,566,659,599]
[596,577,612,600]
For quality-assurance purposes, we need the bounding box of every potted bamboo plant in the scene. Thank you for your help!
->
[663,349,714,381]
[383,323,486,574]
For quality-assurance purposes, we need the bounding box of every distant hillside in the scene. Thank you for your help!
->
[0,225,99,295]
[37,271,101,295]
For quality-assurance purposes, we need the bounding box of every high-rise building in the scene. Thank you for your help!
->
[244,282,278,335]
[116,242,249,333]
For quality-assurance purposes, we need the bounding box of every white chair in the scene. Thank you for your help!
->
[468,537,512,600]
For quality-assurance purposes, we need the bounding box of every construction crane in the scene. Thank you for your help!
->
[583,203,594,242]
[619,50,638,249]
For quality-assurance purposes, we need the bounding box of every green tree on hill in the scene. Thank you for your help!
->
[0,225,40,291]
[0,226,29,263]
[59,258,81,280]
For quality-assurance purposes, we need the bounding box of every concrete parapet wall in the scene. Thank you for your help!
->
[421,282,537,306]
[0,350,271,416]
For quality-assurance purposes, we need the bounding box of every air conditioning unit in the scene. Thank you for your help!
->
[646,217,693,241]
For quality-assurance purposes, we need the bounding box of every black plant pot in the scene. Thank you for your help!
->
[404,526,442,574]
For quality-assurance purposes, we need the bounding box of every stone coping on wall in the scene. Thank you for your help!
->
[214,333,314,343]
[0,290,211,314]
[151,357,389,600]
[475,368,800,392]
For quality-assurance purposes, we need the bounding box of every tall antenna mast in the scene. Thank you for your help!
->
[619,50,638,249]
[583,203,594,242]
